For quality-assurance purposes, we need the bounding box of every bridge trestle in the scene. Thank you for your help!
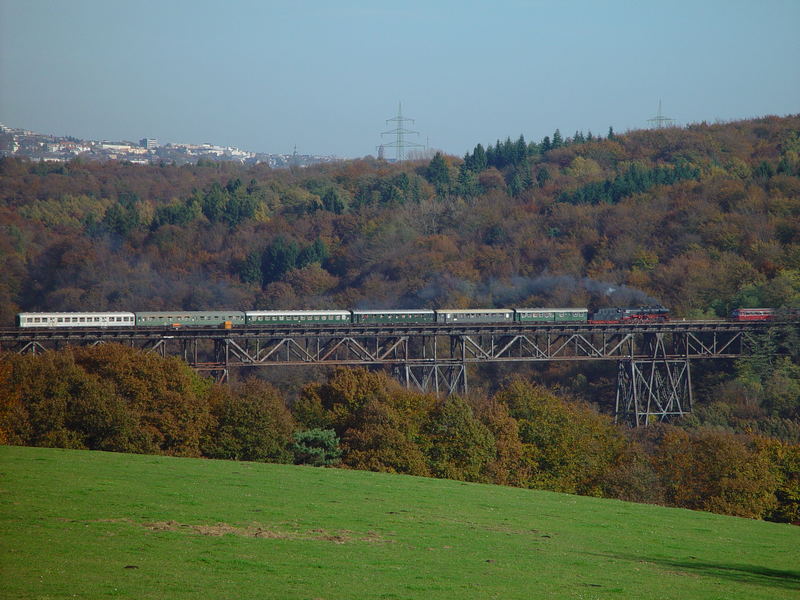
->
[2,321,786,426]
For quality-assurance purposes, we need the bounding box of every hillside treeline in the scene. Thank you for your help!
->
[1,345,798,523]
[2,114,800,440]
[2,115,799,324]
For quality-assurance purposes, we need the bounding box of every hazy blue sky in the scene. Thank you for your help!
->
[1,0,798,158]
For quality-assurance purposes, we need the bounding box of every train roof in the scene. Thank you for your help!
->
[352,309,435,315]
[514,307,588,312]
[437,308,513,313]
[246,310,351,316]
[135,310,245,316]
[17,311,135,317]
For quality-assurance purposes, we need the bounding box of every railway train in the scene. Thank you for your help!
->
[17,306,670,328]
[15,306,786,330]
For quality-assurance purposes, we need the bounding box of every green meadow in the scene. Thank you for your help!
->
[1,445,798,600]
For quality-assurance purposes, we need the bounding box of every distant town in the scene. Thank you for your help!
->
[0,123,341,168]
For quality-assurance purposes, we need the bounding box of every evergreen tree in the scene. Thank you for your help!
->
[261,236,299,284]
[322,187,347,214]
[426,152,451,195]
[297,238,328,268]
[239,250,263,285]
[291,428,342,466]
[472,143,487,171]
[754,160,775,180]
[456,164,481,199]
[552,129,563,149]
[509,172,524,198]
[536,167,551,188]
[225,178,243,194]
[514,135,527,164]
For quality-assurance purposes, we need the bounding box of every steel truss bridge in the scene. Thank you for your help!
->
[1,320,792,426]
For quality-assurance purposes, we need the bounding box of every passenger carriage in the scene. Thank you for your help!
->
[514,308,588,323]
[135,311,246,328]
[435,308,514,324]
[16,312,136,328]
[351,309,435,324]
[245,310,351,326]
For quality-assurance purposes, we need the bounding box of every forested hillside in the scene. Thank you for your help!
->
[2,115,799,325]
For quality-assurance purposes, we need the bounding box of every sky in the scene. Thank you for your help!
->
[1,0,798,159]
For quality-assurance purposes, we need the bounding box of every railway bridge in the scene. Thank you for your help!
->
[1,320,793,426]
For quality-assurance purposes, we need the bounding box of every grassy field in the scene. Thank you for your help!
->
[0,445,798,600]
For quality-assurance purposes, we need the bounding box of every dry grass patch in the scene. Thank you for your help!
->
[141,519,394,544]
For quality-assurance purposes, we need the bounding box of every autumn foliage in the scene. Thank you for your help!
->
[2,348,799,522]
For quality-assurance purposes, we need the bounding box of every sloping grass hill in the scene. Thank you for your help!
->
[1,445,798,599]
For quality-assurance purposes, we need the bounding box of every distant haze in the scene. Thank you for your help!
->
[1,0,798,158]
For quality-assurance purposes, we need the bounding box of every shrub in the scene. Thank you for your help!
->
[202,379,295,463]
[291,428,342,466]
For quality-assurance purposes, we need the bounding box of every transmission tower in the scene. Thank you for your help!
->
[647,99,675,129]
[381,102,424,162]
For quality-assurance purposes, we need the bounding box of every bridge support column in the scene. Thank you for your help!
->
[206,339,229,383]
[402,363,467,396]
[615,357,692,426]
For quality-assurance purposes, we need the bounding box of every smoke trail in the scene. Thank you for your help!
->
[401,273,660,308]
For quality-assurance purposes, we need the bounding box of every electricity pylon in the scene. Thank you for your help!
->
[381,102,424,162]
[647,99,675,129]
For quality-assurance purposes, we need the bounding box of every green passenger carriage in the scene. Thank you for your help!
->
[514,308,588,323]
[435,309,514,323]
[245,310,351,325]
[352,309,435,324]
[135,311,246,327]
